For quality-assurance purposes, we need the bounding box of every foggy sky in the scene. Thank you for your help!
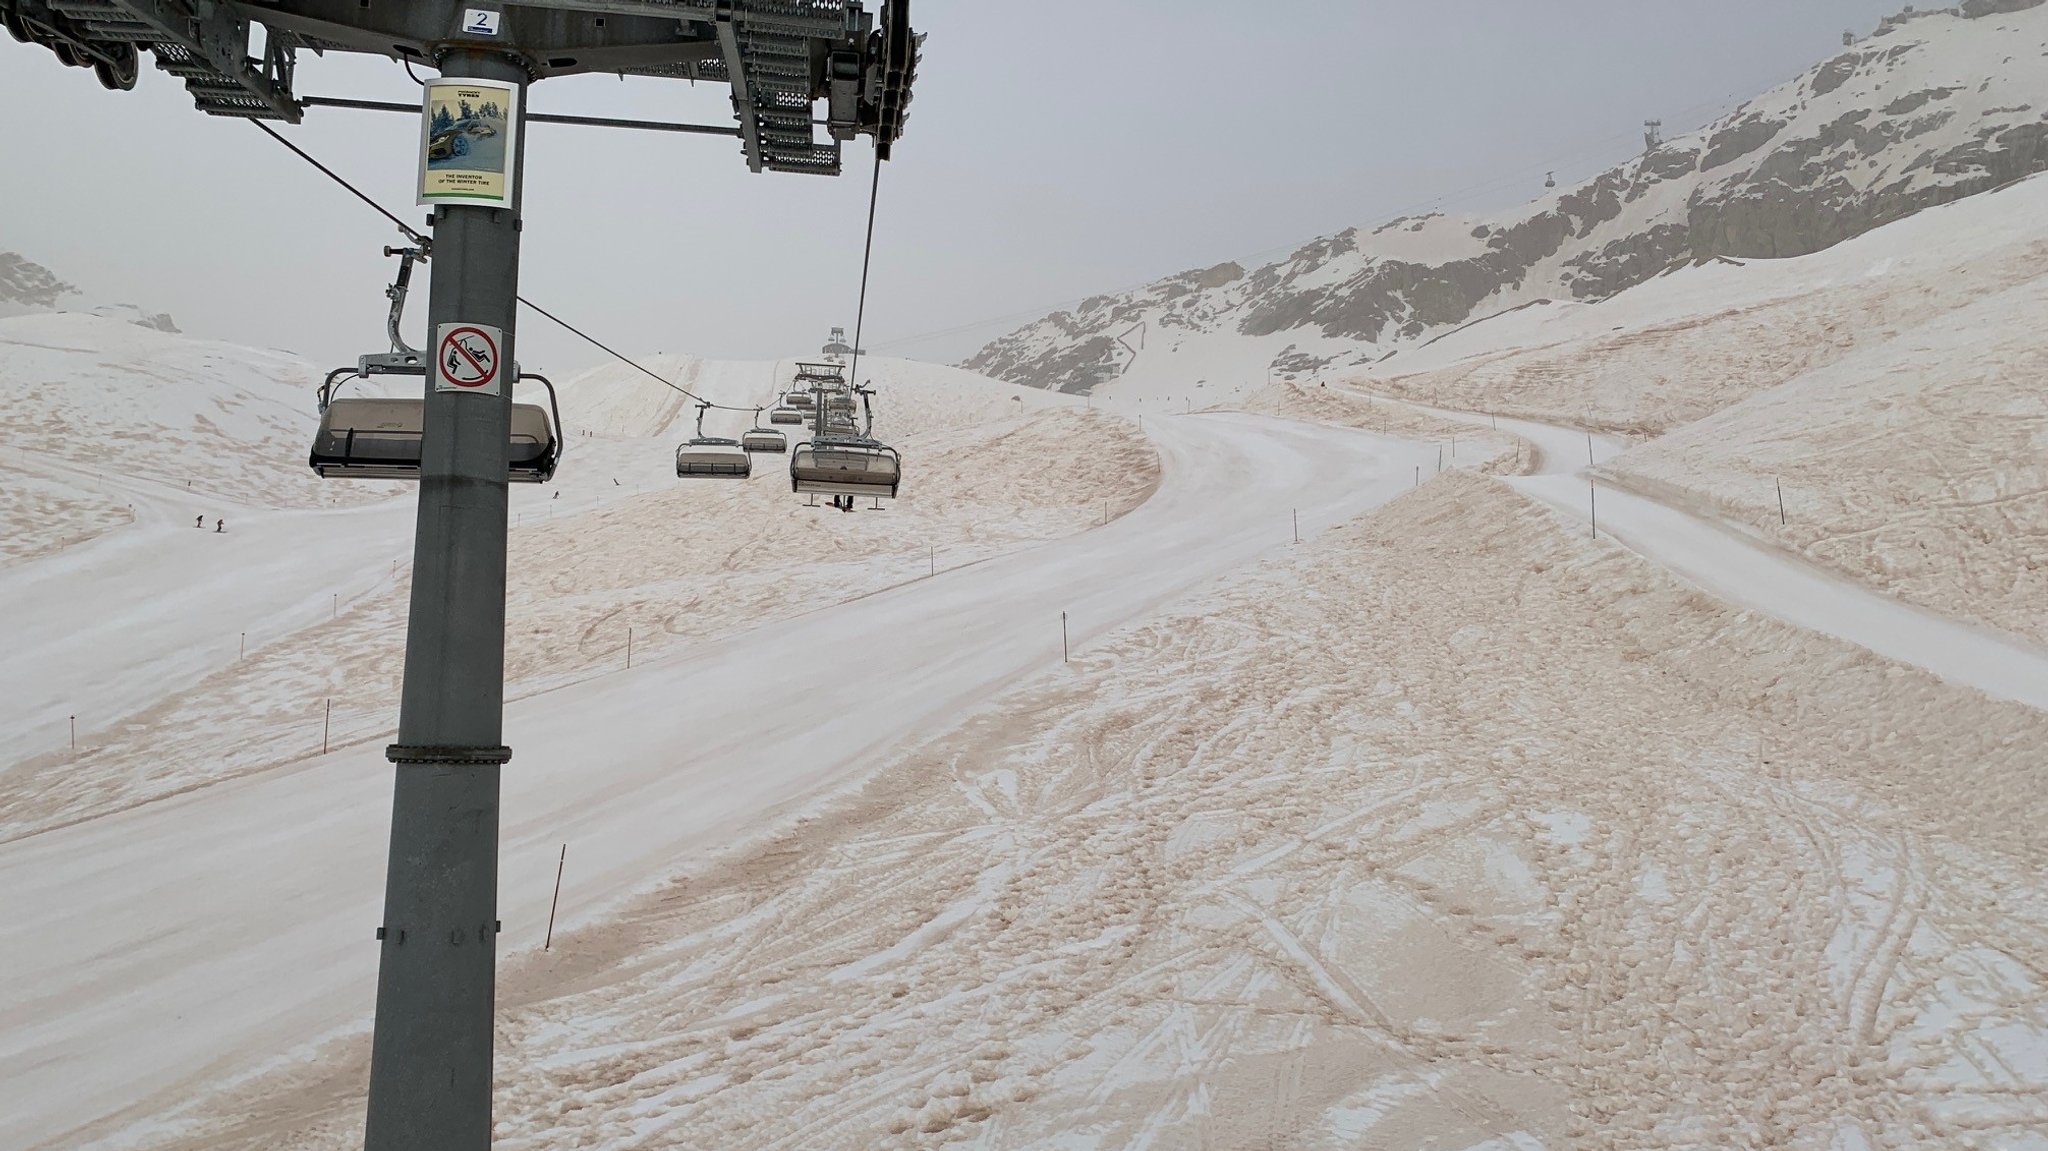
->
[0,1,1911,373]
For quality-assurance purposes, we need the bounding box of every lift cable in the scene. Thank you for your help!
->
[252,120,424,245]
[843,144,883,391]
[248,120,759,413]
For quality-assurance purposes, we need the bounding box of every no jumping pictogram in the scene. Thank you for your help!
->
[435,323,504,395]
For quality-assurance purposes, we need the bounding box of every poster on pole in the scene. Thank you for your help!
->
[417,78,519,208]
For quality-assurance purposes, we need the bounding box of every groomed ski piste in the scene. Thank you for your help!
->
[6,195,2048,1151]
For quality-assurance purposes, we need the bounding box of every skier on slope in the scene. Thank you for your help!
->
[195,514,204,528]
[214,518,225,533]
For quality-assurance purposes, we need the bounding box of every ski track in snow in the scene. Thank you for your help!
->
[0,408,1437,1149]
[129,473,2048,1151]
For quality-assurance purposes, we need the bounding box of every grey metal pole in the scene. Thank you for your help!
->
[364,49,527,1151]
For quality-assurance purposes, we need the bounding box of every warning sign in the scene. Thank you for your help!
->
[417,77,520,208]
[435,323,504,395]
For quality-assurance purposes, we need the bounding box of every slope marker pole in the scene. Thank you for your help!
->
[544,844,567,951]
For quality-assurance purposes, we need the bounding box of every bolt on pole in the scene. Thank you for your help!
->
[364,49,526,1151]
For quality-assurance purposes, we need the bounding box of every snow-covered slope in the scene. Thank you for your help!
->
[121,473,2048,1151]
[1601,262,2048,648]
[967,1,2048,396]
[0,339,1158,841]
[0,312,395,570]
[1366,172,2048,434]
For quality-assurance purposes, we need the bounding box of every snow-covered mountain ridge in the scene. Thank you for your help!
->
[967,1,2048,393]
[0,250,178,332]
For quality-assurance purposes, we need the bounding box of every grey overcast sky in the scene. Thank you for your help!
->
[0,1,1910,371]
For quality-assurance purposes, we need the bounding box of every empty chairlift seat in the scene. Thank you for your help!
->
[676,438,752,478]
[791,438,901,499]
[769,406,804,425]
[741,427,789,453]
[308,373,562,484]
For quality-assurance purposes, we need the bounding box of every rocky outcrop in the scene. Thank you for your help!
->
[967,3,2048,394]
[0,251,178,332]
[0,253,76,310]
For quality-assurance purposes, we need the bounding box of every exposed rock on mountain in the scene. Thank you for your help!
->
[968,2,2048,393]
[0,251,178,333]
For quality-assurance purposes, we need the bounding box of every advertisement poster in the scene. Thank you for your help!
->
[417,78,519,208]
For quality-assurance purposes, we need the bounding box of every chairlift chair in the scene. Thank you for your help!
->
[769,406,805,425]
[675,401,751,478]
[790,438,901,499]
[307,243,564,484]
[309,367,563,484]
[675,439,751,477]
[741,426,789,453]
